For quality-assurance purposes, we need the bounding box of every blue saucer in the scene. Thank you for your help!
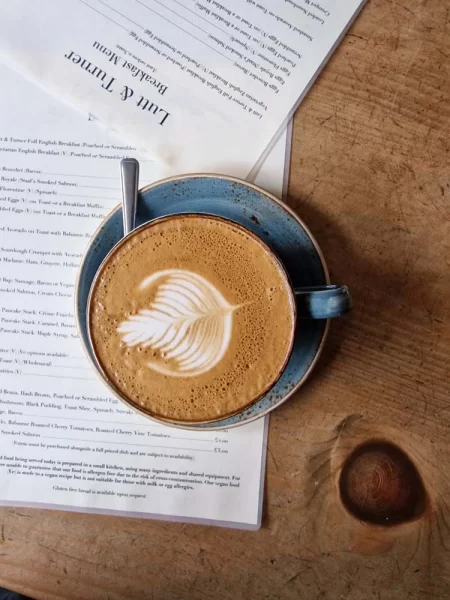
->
[75,175,329,430]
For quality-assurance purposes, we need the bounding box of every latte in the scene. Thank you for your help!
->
[89,214,295,423]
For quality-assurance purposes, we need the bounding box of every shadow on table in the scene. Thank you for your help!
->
[280,190,441,388]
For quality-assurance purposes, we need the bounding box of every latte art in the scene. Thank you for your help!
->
[117,269,240,377]
[89,214,295,423]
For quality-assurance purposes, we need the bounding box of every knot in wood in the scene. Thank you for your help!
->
[339,440,426,526]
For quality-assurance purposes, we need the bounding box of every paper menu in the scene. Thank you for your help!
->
[0,0,365,177]
[0,62,289,528]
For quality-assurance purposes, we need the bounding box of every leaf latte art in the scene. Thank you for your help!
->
[89,214,296,422]
[117,269,240,377]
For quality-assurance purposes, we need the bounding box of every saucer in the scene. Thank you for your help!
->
[75,174,329,430]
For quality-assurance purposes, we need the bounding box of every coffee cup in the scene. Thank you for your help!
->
[86,212,351,426]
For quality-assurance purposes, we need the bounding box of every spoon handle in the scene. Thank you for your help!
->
[120,158,139,236]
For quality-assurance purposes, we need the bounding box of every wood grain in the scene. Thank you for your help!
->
[1,0,449,598]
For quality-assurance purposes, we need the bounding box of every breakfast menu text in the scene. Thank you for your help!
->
[0,63,290,528]
[0,0,365,176]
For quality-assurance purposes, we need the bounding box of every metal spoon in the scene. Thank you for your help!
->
[120,157,140,236]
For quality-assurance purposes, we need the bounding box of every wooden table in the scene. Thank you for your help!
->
[1,0,449,598]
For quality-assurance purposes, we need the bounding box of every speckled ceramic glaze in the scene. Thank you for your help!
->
[75,174,330,430]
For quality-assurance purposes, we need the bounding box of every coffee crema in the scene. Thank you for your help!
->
[89,215,295,423]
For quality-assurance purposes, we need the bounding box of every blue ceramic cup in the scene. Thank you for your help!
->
[85,211,351,426]
[76,174,351,430]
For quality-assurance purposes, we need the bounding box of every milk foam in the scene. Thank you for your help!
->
[90,215,295,422]
[117,269,239,377]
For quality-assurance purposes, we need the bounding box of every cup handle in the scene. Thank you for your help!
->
[294,285,352,319]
